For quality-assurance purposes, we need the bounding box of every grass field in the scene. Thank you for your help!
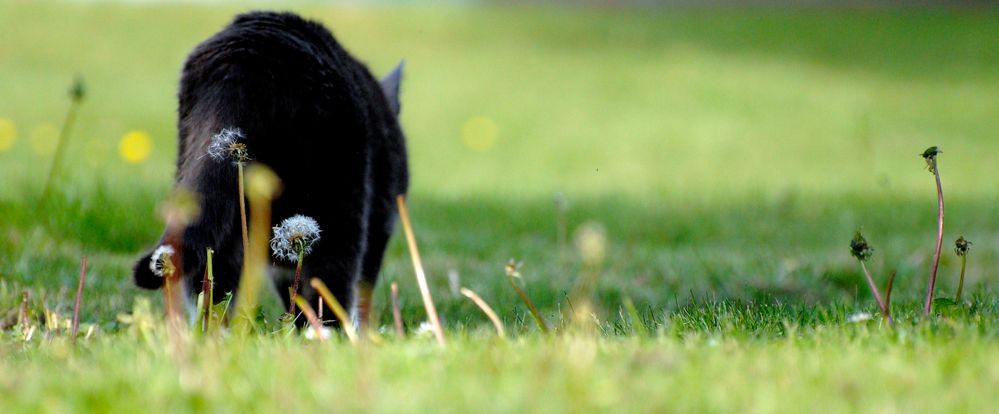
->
[1,1,998,412]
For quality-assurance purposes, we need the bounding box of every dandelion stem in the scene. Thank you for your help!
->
[40,78,84,207]
[391,282,404,337]
[884,270,896,312]
[237,162,249,258]
[396,195,446,347]
[293,295,326,342]
[71,255,87,342]
[233,165,280,335]
[289,250,303,314]
[201,248,214,333]
[460,288,505,338]
[956,254,967,303]
[924,157,944,316]
[310,278,357,344]
[507,274,548,334]
[860,261,892,325]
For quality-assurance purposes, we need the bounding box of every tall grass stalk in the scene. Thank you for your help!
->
[396,195,446,347]
[460,287,505,338]
[310,278,357,344]
[623,297,648,337]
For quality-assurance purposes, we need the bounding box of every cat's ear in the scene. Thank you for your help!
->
[380,60,404,116]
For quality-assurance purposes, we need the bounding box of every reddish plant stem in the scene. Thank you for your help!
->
[861,262,893,325]
[72,256,87,341]
[293,296,326,342]
[924,163,944,316]
[288,253,303,314]
[391,282,404,337]
[884,270,897,311]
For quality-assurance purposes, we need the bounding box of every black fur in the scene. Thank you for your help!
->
[133,11,409,318]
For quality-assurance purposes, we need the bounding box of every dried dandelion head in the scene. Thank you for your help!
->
[69,75,86,102]
[270,215,322,262]
[955,236,972,257]
[504,259,523,279]
[849,231,874,262]
[921,146,942,174]
[150,245,177,277]
[208,127,250,164]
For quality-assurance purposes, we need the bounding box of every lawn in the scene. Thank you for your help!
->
[1,1,998,412]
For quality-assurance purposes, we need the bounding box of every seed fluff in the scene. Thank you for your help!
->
[150,245,176,277]
[270,215,322,262]
[207,127,250,164]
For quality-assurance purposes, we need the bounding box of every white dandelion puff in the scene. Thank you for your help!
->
[304,326,332,341]
[150,245,176,277]
[847,312,872,323]
[270,215,322,262]
[207,127,250,164]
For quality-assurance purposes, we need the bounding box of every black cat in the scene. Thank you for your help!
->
[132,11,409,326]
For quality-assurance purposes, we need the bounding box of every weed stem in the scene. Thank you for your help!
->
[956,254,967,303]
[924,157,944,315]
[460,288,506,338]
[860,261,893,325]
[72,256,87,342]
[396,195,446,347]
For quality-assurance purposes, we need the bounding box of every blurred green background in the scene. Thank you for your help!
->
[0,1,996,326]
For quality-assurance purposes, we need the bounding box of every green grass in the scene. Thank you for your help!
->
[1,1,998,412]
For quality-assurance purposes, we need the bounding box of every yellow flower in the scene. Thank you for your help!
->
[119,130,152,163]
[0,118,16,151]
[461,116,498,152]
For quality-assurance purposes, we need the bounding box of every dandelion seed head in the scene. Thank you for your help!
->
[849,231,874,262]
[504,259,522,279]
[270,215,322,262]
[847,312,872,323]
[208,127,250,164]
[150,245,176,277]
[921,146,941,174]
[955,236,972,257]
